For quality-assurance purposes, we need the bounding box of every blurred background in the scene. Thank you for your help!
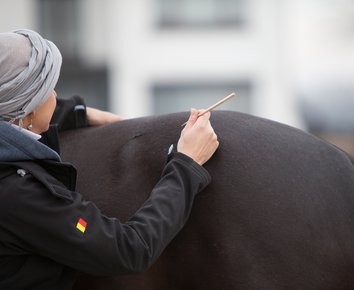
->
[1,0,354,155]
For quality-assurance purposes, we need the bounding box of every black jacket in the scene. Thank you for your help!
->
[0,98,211,290]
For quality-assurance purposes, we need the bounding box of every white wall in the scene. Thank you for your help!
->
[0,0,38,31]
[101,0,304,128]
[2,0,354,130]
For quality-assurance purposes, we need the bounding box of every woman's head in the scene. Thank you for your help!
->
[0,29,62,133]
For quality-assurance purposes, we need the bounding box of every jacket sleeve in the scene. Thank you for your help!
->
[50,96,88,131]
[3,153,210,275]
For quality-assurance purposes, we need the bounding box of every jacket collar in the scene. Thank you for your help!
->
[10,123,42,140]
[0,121,60,162]
[0,160,77,193]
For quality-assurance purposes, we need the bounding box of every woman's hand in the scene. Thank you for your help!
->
[177,109,219,166]
[86,107,124,126]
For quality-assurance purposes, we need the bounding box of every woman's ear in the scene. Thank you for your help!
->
[25,112,35,130]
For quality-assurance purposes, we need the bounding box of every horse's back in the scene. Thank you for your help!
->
[60,111,354,290]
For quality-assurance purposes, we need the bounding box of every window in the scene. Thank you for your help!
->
[156,0,248,28]
[152,82,252,115]
[55,66,109,110]
[38,0,79,59]
[37,0,109,109]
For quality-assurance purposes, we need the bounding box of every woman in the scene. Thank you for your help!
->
[0,29,218,290]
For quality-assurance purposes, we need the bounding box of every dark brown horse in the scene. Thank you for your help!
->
[59,111,354,290]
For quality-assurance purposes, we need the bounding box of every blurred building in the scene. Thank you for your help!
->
[1,0,354,154]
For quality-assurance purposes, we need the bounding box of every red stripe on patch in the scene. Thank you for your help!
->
[78,218,87,228]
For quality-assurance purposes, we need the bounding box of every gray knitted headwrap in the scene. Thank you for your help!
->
[0,29,62,121]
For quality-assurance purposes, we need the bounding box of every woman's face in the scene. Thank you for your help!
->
[29,90,57,134]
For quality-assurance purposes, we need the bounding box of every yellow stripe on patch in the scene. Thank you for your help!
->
[76,222,86,233]
[76,219,86,233]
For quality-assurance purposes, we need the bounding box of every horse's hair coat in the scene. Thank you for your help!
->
[59,111,354,290]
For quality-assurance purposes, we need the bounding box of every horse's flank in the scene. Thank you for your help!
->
[59,111,354,290]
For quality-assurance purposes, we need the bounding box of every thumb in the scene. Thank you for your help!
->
[185,108,199,129]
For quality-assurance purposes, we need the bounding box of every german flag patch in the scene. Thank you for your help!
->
[76,218,87,233]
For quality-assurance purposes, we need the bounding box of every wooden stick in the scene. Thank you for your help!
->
[181,92,236,126]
